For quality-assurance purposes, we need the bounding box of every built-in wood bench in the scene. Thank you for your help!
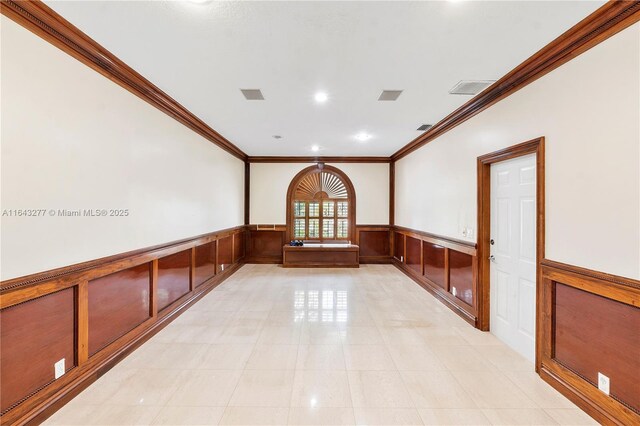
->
[282,244,359,268]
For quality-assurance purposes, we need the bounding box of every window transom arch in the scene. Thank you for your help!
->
[286,165,356,243]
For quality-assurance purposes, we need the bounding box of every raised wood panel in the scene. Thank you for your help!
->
[554,283,640,413]
[358,230,390,258]
[218,235,234,272]
[157,250,191,311]
[233,231,245,262]
[391,226,478,327]
[405,236,421,274]
[423,242,446,289]
[449,250,474,307]
[248,156,390,163]
[283,245,359,268]
[393,232,404,261]
[194,242,217,287]
[0,227,244,425]
[0,288,75,413]
[247,230,285,263]
[88,264,151,356]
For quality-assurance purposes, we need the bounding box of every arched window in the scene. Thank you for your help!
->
[286,165,356,243]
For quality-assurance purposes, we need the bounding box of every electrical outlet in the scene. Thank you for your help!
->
[452,286,457,297]
[54,358,65,379]
[598,372,610,395]
[461,228,467,237]
[467,228,474,238]
[400,256,404,262]
[221,264,224,271]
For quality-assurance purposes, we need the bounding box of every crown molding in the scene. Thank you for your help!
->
[391,1,640,161]
[247,156,391,163]
[1,0,248,161]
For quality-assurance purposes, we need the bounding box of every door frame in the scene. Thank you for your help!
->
[476,137,545,371]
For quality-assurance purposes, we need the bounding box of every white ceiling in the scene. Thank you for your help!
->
[44,1,604,156]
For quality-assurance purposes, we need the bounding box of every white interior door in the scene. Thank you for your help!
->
[490,154,537,362]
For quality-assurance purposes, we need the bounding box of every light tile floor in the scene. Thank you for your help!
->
[45,264,598,425]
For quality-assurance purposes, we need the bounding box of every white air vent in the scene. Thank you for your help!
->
[378,90,403,101]
[449,80,495,95]
[240,89,264,100]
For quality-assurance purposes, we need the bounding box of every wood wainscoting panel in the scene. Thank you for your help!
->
[391,226,478,327]
[233,231,245,263]
[405,236,422,274]
[423,242,446,289]
[157,250,191,311]
[88,264,151,356]
[0,226,245,425]
[393,231,405,261]
[194,242,217,287]
[449,250,474,307]
[539,260,640,425]
[0,288,75,413]
[554,283,640,413]
[218,235,234,272]
[356,226,391,264]
[247,229,285,263]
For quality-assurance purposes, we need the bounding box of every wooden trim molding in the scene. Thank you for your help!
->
[247,156,390,163]
[540,258,640,290]
[0,0,247,161]
[391,2,640,160]
[393,225,476,254]
[389,162,395,226]
[476,137,545,369]
[1,225,243,294]
[0,226,246,425]
[539,261,640,425]
[244,162,250,225]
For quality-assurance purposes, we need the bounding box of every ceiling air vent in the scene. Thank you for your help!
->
[417,124,433,131]
[449,80,495,95]
[378,90,403,101]
[240,89,264,100]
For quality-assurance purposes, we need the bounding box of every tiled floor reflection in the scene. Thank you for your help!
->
[45,265,596,425]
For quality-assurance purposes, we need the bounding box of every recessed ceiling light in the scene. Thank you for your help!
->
[354,132,372,142]
[314,92,329,103]
[311,145,320,152]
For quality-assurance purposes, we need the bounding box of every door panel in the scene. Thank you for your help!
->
[490,154,536,362]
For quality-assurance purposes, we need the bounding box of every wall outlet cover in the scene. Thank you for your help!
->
[598,372,610,395]
[54,358,65,379]
[452,286,457,296]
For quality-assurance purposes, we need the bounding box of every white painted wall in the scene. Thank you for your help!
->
[250,162,389,225]
[0,18,245,280]
[396,23,640,279]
